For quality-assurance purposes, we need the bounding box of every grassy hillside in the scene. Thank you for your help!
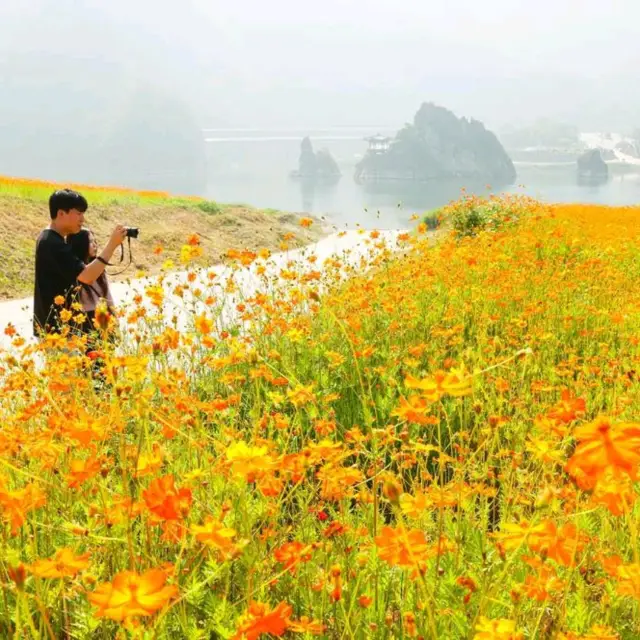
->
[0,176,325,299]
[2,195,640,638]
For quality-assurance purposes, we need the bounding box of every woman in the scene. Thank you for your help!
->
[67,228,116,341]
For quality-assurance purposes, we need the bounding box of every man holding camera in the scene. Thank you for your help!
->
[33,189,127,336]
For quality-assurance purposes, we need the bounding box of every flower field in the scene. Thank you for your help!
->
[0,174,196,205]
[1,196,640,639]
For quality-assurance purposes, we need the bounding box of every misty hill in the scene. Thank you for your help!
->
[355,103,516,184]
[500,119,580,150]
[0,3,208,194]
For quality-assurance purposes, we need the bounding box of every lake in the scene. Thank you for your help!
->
[202,129,640,230]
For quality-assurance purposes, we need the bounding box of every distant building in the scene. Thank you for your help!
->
[364,135,392,154]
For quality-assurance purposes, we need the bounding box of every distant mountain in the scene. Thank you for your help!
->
[355,103,516,184]
[499,119,581,150]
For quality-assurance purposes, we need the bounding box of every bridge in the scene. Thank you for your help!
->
[202,126,398,144]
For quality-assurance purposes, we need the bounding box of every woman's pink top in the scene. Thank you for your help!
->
[80,273,115,313]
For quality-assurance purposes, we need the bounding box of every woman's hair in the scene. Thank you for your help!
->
[67,228,92,264]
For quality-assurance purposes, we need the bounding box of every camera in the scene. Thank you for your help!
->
[125,227,139,239]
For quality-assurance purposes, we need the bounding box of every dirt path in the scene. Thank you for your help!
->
[0,229,405,352]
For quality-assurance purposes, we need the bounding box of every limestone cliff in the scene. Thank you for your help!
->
[355,103,516,184]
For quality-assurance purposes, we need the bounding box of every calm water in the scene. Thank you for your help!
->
[202,131,640,230]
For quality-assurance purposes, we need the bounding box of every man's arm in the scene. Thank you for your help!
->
[77,225,126,285]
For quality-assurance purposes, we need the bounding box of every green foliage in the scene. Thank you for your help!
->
[444,194,534,238]
[422,210,441,230]
[196,200,221,215]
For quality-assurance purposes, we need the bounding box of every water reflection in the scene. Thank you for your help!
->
[293,177,512,229]
[202,131,640,230]
[358,179,512,210]
[205,167,640,230]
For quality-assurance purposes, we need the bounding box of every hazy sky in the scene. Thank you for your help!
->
[1,0,639,129]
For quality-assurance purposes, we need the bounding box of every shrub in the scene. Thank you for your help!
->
[196,200,221,215]
[422,210,441,229]
[443,194,539,238]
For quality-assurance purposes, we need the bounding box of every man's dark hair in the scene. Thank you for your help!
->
[49,189,88,219]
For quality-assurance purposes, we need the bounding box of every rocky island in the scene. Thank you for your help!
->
[290,137,341,184]
[577,149,609,184]
[354,103,516,185]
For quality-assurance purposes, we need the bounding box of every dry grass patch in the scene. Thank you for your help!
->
[0,195,326,299]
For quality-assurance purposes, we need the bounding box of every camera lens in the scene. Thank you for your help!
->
[126,227,139,239]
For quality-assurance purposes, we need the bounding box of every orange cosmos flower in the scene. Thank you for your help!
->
[616,563,640,601]
[317,464,363,501]
[274,541,313,575]
[145,284,164,307]
[8,563,27,590]
[404,366,472,401]
[191,517,239,558]
[66,457,105,489]
[328,564,342,602]
[399,491,430,518]
[195,313,214,335]
[0,481,46,535]
[287,616,325,635]
[28,548,90,579]
[577,626,620,640]
[526,436,564,465]
[590,468,636,515]
[547,389,586,424]
[132,446,164,479]
[88,568,178,623]
[232,601,292,640]
[226,442,276,482]
[305,439,344,465]
[523,564,565,601]
[494,520,586,567]
[473,617,523,640]
[597,553,623,578]
[566,417,640,487]
[299,217,314,228]
[96,496,143,527]
[375,525,429,568]
[286,384,316,408]
[142,475,193,521]
[495,521,550,552]
[391,395,433,425]
[180,244,203,264]
[403,612,418,637]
